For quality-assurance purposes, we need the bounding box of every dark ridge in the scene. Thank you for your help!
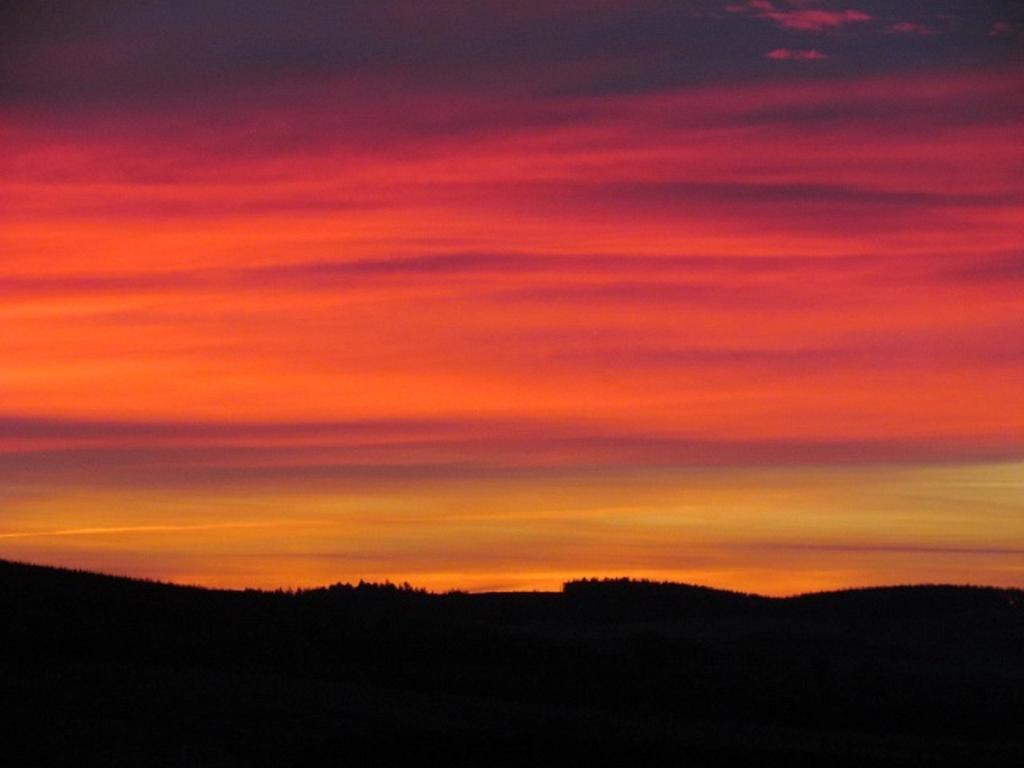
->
[1,558,1022,767]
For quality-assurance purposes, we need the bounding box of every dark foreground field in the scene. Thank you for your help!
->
[1,559,1022,766]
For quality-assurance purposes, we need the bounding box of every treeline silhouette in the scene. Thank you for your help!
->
[1,560,1022,766]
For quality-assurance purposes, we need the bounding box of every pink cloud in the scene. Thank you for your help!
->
[726,0,775,11]
[887,22,939,36]
[764,9,871,31]
[729,2,872,32]
[766,48,829,60]
[989,22,1015,38]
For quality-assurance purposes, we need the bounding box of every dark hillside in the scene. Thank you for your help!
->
[2,560,1022,766]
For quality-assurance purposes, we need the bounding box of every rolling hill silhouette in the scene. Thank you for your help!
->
[2,559,1022,766]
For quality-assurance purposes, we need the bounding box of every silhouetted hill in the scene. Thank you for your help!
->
[1,559,1022,766]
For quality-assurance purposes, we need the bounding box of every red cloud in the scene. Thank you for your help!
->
[766,48,829,60]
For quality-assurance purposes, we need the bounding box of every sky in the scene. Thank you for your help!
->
[1,0,1022,593]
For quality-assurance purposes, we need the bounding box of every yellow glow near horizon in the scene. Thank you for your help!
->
[3,462,1020,594]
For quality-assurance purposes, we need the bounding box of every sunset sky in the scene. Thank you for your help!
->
[2,0,1022,593]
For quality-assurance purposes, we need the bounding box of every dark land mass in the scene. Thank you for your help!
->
[2,559,1022,766]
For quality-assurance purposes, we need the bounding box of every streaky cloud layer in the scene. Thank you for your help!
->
[1,0,1021,591]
